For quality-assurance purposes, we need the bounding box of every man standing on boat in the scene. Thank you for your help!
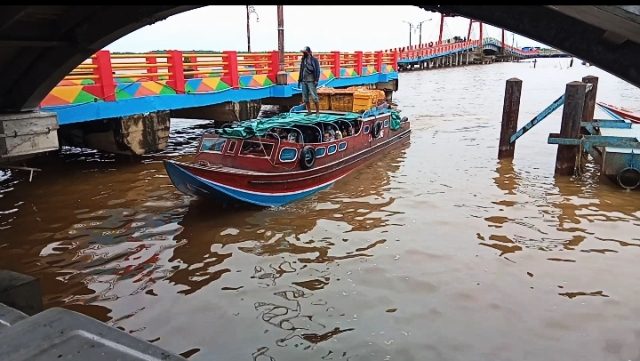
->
[298,46,321,115]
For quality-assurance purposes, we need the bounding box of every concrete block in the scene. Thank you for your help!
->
[0,303,27,329]
[0,270,43,316]
[0,307,188,360]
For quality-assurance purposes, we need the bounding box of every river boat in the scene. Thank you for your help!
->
[164,105,410,207]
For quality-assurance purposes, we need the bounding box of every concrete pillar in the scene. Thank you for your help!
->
[172,100,261,123]
[498,78,523,160]
[0,270,43,316]
[555,81,587,176]
[375,79,398,99]
[59,111,171,156]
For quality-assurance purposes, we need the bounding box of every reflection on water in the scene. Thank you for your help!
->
[2,59,640,360]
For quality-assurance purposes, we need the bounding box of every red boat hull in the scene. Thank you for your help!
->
[164,119,411,206]
[598,102,640,123]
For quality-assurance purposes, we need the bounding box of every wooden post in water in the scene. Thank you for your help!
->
[581,75,599,123]
[555,81,587,176]
[498,78,522,160]
[579,75,599,170]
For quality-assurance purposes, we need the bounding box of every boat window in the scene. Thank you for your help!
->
[327,144,337,155]
[315,147,326,158]
[279,147,298,162]
[384,120,389,128]
[227,140,236,153]
[200,138,226,153]
[353,120,363,135]
[338,142,347,151]
[240,140,274,157]
[363,124,370,134]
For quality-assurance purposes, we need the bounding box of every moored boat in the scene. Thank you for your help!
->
[164,105,410,207]
[597,102,640,123]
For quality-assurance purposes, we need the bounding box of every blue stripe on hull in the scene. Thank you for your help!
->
[164,160,334,207]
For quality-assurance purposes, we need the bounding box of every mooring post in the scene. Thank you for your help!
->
[581,75,599,123]
[578,75,599,170]
[555,81,587,176]
[498,78,523,160]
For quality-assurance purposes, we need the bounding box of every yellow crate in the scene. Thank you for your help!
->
[372,89,387,104]
[352,92,376,112]
[330,93,354,112]
[318,93,332,110]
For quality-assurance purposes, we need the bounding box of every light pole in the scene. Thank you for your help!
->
[276,5,287,85]
[416,18,431,46]
[402,20,414,47]
[246,5,259,53]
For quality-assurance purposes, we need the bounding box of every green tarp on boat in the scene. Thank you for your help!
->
[215,110,403,139]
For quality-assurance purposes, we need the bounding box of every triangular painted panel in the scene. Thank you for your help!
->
[142,81,165,94]
[134,85,159,97]
[73,90,98,104]
[202,77,220,89]
[41,93,70,107]
[195,82,214,92]
[215,80,230,91]
[49,86,83,103]
[159,86,176,95]
[185,78,203,93]
[119,82,142,97]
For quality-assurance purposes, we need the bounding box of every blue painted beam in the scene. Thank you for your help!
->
[548,134,640,149]
[42,72,397,125]
[510,94,565,143]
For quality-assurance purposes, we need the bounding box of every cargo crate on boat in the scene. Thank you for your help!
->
[317,88,334,110]
[352,91,377,112]
[330,89,355,112]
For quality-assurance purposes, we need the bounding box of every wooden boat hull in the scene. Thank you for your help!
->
[164,127,411,207]
[597,102,640,123]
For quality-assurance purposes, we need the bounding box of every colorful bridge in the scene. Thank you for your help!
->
[40,38,536,125]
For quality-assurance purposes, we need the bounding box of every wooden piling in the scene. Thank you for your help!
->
[581,75,599,123]
[578,75,599,170]
[498,78,523,160]
[555,81,587,176]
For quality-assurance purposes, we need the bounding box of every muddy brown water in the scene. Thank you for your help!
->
[2,58,640,361]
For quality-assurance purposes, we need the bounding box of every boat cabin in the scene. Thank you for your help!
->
[193,108,406,173]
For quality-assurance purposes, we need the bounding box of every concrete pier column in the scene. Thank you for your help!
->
[172,100,261,124]
[59,111,171,156]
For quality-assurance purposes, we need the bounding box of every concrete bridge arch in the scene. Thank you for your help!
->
[1,5,639,113]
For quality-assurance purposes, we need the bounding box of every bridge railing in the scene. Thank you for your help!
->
[396,40,480,61]
[43,48,400,107]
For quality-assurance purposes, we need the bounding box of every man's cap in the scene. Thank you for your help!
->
[301,46,311,53]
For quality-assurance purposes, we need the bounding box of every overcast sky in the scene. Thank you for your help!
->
[106,6,548,53]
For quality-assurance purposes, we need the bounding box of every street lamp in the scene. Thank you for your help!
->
[403,19,431,47]
[416,18,431,46]
[276,5,287,85]
[402,20,415,47]
[246,5,259,53]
